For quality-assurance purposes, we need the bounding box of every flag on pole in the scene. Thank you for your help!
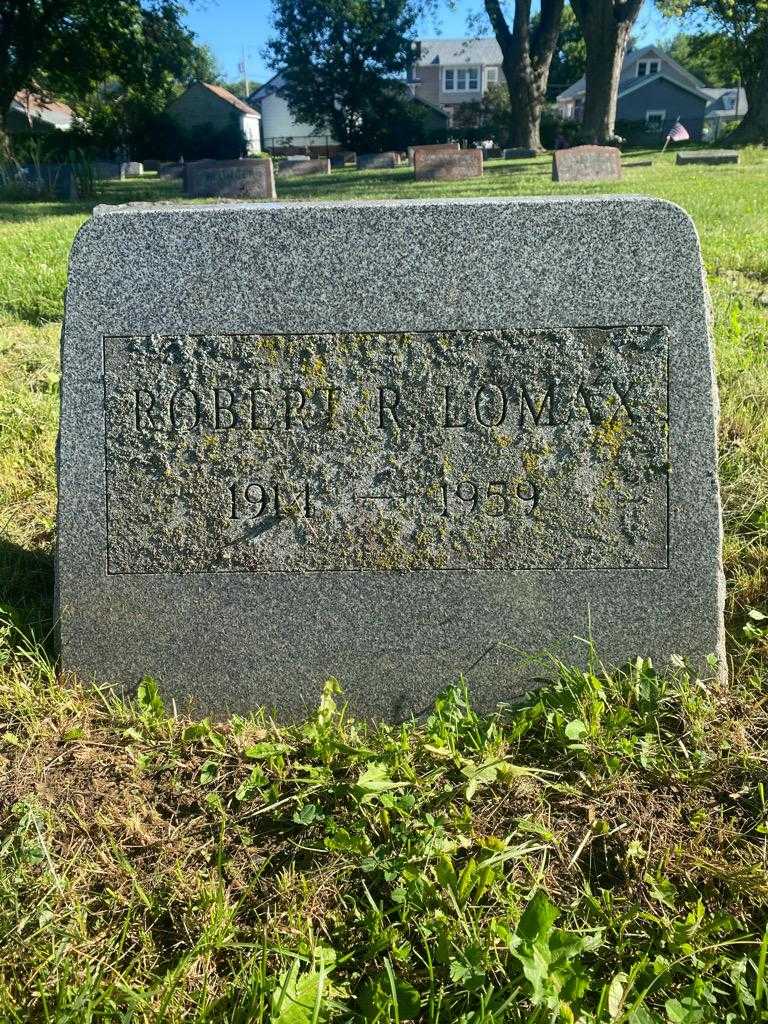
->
[666,120,690,142]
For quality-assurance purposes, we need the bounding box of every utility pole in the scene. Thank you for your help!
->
[239,47,250,98]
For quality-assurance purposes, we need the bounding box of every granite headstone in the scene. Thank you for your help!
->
[91,161,124,180]
[676,150,739,166]
[122,161,144,177]
[503,148,537,159]
[413,149,483,181]
[19,163,78,200]
[184,159,276,199]
[408,142,459,165]
[57,196,724,719]
[357,152,400,170]
[553,145,622,182]
[276,158,331,177]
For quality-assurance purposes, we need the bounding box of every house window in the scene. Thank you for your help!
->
[446,67,479,91]
[645,109,666,131]
[637,60,660,77]
[723,92,736,110]
[487,67,498,85]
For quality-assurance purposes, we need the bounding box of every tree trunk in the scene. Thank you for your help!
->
[485,0,563,151]
[570,0,643,143]
[730,32,768,144]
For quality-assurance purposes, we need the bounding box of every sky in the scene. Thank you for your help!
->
[184,1,675,90]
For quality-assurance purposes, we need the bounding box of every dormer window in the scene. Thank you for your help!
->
[637,60,659,77]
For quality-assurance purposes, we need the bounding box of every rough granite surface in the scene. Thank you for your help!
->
[553,146,622,182]
[676,150,739,166]
[58,196,724,720]
[414,150,483,181]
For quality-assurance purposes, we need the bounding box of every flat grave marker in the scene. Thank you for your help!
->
[676,150,739,166]
[552,145,622,182]
[58,196,724,719]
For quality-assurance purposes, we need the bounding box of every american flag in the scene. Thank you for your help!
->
[667,121,690,142]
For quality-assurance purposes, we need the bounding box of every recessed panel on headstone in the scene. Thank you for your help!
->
[58,197,724,719]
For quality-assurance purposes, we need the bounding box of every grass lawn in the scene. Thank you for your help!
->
[1,149,768,1022]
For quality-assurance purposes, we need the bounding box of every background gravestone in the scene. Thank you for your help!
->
[276,158,331,177]
[408,142,459,165]
[552,145,622,182]
[91,161,124,180]
[357,152,400,170]
[18,163,78,200]
[503,148,537,159]
[122,161,144,177]
[676,150,739,166]
[58,196,724,720]
[413,149,483,181]
[184,159,276,199]
[158,162,184,179]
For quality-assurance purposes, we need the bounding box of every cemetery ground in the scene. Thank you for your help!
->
[0,151,768,1023]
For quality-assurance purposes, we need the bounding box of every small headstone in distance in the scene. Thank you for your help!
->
[676,150,739,166]
[276,158,331,177]
[19,163,78,200]
[408,142,459,165]
[57,196,724,720]
[503,148,537,159]
[122,161,144,177]
[357,152,400,170]
[184,159,276,199]
[331,151,356,168]
[552,145,622,182]
[413,148,483,181]
[158,162,184,180]
[286,155,311,162]
[91,161,124,180]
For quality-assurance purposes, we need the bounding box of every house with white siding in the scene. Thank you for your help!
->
[250,73,338,153]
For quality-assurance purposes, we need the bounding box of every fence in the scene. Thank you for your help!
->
[262,136,340,158]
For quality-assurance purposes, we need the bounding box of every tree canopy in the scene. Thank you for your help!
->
[0,0,200,135]
[657,0,768,142]
[264,0,423,150]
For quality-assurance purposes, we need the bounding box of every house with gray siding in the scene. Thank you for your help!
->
[556,46,723,141]
[408,38,503,125]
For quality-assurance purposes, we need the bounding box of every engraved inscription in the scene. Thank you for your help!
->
[103,328,669,573]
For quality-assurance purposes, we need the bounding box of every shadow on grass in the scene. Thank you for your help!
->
[0,535,55,652]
